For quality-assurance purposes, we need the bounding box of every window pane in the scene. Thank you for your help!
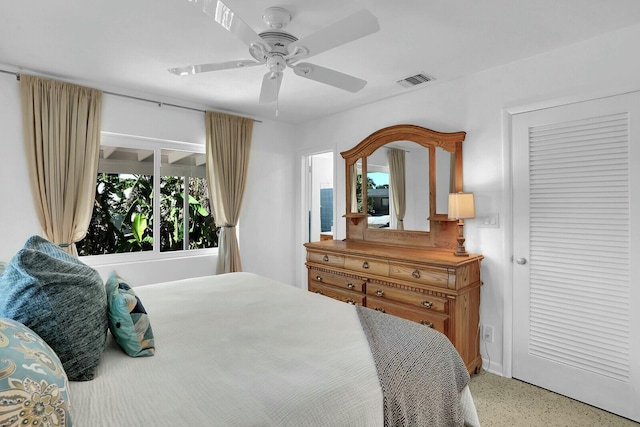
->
[160,175,184,252]
[188,177,217,249]
[78,147,154,255]
[160,150,218,252]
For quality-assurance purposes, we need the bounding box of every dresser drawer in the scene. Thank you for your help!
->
[309,282,365,306]
[366,296,449,334]
[344,255,389,276]
[365,282,448,313]
[308,251,345,268]
[309,269,365,292]
[389,262,450,289]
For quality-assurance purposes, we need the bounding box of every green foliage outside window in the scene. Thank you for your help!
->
[356,173,377,215]
[78,173,218,256]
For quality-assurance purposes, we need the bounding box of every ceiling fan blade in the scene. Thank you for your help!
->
[292,62,367,93]
[288,10,379,59]
[259,71,283,103]
[169,59,262,75]
[201,0,268,51]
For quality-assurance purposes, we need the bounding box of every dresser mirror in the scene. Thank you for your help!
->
[364,141,456,231]
[342,124,466,248]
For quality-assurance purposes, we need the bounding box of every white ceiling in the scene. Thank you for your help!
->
[2,0,640,124]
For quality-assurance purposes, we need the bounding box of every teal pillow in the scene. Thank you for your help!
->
[0,236,108,381]
[0,317,73,426]
[105,272,155,357]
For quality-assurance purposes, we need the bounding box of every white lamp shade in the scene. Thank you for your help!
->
[448,192,475,220]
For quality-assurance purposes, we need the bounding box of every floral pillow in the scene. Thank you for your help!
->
[0,317,72,426]
[105,272,155,357]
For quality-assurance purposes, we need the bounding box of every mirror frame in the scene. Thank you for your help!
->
[341,124,466,248]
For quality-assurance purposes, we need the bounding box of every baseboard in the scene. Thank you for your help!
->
[480,359,504,376]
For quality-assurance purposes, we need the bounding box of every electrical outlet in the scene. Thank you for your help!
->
[482,325,494,342]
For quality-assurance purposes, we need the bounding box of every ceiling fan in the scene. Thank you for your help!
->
[169,0,380,104]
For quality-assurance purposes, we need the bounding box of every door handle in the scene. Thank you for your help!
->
[515,257,527,265]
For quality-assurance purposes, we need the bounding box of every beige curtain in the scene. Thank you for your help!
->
[388,148,406,230]
[20,75,102,255]
[205,111,254,274]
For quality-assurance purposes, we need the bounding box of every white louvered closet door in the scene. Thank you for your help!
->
[512,92,640,422]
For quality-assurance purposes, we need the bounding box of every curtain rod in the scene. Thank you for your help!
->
[0,68,262,123]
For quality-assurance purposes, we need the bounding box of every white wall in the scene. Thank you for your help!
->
[294,23,640,375]
[240,119,297,286]
[0,75,297,287]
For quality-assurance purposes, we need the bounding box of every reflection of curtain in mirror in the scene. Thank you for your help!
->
[388,148,406,230]
[350,163,358,212]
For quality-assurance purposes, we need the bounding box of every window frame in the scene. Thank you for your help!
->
[80,132,217,266]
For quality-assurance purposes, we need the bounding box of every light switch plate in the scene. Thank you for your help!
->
[477,213,500,228]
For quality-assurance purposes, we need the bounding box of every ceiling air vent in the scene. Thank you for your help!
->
[396,73,434,88]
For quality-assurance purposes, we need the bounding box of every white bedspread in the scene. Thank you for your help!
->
[69,273,384,426]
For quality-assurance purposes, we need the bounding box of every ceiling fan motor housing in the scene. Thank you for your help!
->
[249,7,301,62]
[262,7,291,30]
[258,31,298,55]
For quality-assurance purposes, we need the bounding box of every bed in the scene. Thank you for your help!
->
[69,272,480,426]
[0,237,479,426]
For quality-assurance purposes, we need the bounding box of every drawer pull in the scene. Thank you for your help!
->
[374,290,384,297]
[323,255,329,262]
[421,300,433,309]
[314,290,324,295]
[374,307,386,313]
[347,283,355,289]
[412,269,421,279]
[345,299,357,305]
[420,321,434,328]
[362,261,370,269]
[316,275,322,281]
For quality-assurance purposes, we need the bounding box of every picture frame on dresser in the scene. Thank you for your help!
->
[305,124,483,374]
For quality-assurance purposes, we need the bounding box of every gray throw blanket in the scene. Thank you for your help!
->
[356,305,470,426]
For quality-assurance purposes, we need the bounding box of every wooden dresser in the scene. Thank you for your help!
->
[305,124,484,374]
[305,240,483,374]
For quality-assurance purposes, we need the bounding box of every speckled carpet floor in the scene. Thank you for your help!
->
[468,370,639,426]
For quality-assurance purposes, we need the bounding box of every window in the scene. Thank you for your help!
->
[78,138,218,257]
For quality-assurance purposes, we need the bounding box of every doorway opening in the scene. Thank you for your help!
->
[306,151,334,243]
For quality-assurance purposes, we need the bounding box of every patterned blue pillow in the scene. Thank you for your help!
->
[0,236,108,381]
[105,272,155,357]
[0,317,72,426]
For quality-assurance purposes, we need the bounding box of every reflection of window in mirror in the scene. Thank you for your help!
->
[365,142,431,232]
[367,170,390,228]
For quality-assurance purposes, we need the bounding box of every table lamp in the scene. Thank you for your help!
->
[448,192,475,257]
